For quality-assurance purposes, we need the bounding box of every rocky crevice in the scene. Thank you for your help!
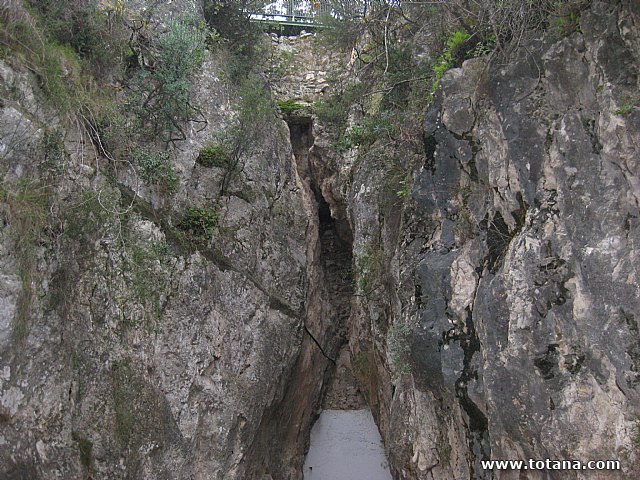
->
[242,114,361,478]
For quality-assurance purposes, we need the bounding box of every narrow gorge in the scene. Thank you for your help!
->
[1,1,639,479]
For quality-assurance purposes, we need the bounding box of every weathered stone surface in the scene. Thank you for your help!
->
[1,1,640,479]
[343,1,640,478]
[0,2,310,479]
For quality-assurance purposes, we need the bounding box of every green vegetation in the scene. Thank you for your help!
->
[0,0,127,118]
[212,72,277,195]
[131,148,179,193]
[432,30,470,92]
[277,99,307,114]
[40,128,68,174]
[179,207,219,240]
[203,0,262,60]
[338,112,395,151]
[395,175,412,199]
[269,49,296,78]
[197,144,232,168]
[615,104,634,116]
[129,17,210,142]
[0,4,209,147]
[314,82,366,131]
[63,189,117,240]
[122,235,173,330]
[24,0,128,74]
[554,11,581,36]
[615,101,636,116]
[1,180,51,342]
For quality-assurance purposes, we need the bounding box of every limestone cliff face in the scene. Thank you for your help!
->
[337,1,640,478]
[0,1,313,479]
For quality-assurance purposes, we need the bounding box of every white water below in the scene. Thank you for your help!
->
[303,409,392,480]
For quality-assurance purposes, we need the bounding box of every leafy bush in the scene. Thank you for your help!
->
[467,35,496,59]
[131,148,179,193]
[614,95,638,116]
[316,0,366,52]
[197,144,232,168]
[1,180,51,342]
[553,11,581,37]
[432,30,470,92]
[203,0,262,59]
[0,0,126,124]
[129,17,209,141]
[615,103,634,116]
[216,73,275,175]
[24,0,127,74]
[179,207,219,239]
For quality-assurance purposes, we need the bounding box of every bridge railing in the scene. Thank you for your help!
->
[248,0,366,26]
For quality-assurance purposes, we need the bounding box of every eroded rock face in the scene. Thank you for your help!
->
[2,0,640,479]
[345,1,640,478]
[0,2,311,479]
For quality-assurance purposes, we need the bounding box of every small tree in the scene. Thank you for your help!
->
[129,17,209,142]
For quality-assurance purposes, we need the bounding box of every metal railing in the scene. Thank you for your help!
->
[248,0,364,27]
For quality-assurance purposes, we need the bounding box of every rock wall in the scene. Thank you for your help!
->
[337,1,640,478]
[1,1,640,479]
[0,1,313,479]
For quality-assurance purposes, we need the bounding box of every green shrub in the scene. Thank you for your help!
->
[554,11,581,36]
[467,35,496,59]
[18,0,129,79]
[226,72,275,154]
[611,91,638,116]
[197,144,231,168]
[179,207,219,239]
[203,0,262,59]
[432,30,470,92]
[131,148,179,193]
[316,0,366,52]
[314,82,366,131]
[124,236,173,329]
[129,17,209,141]
[38,42,82,113]
[63,190,115,240]
[615,104,634,116]
[396,175,412,199]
